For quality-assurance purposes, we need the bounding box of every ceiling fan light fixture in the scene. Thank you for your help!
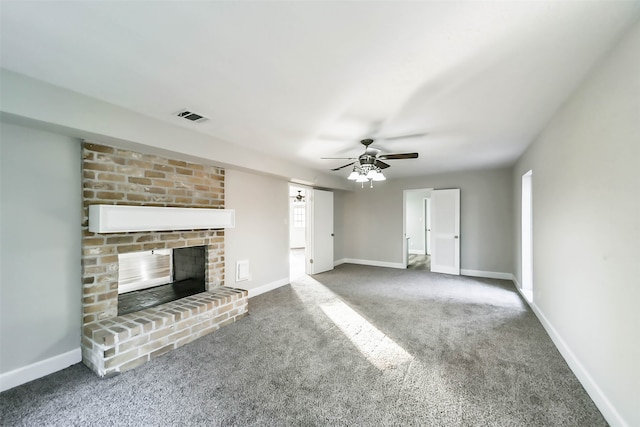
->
[372,171,386,181]
[324,137,418,188]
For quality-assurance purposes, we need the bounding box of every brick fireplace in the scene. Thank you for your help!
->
[81,142,248,377]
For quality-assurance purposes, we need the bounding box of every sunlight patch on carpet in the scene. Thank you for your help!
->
[320,301,414,371]
[292,275,414,371]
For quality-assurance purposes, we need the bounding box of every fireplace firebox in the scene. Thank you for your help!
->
[117,246,206,315]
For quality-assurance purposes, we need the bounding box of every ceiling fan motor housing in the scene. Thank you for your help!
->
[359,154,376,165]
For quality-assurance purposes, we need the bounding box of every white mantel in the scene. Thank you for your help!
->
[88,205,235,233]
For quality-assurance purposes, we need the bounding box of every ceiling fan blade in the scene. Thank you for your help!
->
[375,160,390,169]
[378,153,419,160]
[380,132,428,141]
[321,157,357,160]
[331,162,356,171]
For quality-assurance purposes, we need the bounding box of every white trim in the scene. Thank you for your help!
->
[521,170,534,296]
[0,348,81,392]
[403,190,408,268]
[511,274,522,289]
[460,269,513,280]
[334,258,347,267]
[340,258,406,269]
[408,249,424,255]
[511,280,627,427]
[243,278,289,298]
[511,274,532,303]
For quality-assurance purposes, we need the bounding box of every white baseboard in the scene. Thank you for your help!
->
[511,280,627,427]
[460,269,513,280]
[408,249,425,255]
[337,262,511,276]
[511,274,521,289]
[339,258,405,269]
[243,278,290,298]
[510,274,533,303]
[0,348,81,392]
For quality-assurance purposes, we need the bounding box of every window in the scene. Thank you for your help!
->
[293,206,305,228]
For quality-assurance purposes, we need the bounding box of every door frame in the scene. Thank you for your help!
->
[403,188,434,268]
[521,170,533,301]
[288,183,311,280]
[424,197,431,255]
[288,185,307,250]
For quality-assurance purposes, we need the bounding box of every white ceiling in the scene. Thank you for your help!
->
[1,1,639,179]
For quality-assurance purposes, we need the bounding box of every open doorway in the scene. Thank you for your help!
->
[289,185,307,280]
[404,188,432,271]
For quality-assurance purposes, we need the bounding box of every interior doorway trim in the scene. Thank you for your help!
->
[289,183,310,281]
[521,170,533,302]
[403,188,433,268]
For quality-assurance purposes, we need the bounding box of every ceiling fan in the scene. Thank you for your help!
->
[290,190,305,202]
[321,139,418,186]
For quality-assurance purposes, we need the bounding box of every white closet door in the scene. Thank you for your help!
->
[430,189,460,275]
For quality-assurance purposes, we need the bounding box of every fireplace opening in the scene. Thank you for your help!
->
[117,246,206,315]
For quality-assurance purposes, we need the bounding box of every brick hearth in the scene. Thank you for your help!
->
[83,288,247,377]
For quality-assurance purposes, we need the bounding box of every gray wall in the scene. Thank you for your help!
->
[0,121,82,374]
[512,22,640,427]
[341,167,513,273]
[225,169,289,292]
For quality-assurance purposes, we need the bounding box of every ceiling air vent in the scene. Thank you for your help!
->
[175,109,209,123]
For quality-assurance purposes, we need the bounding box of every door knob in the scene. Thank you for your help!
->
[454,235,459,239]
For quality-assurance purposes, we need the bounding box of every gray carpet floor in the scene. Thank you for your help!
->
[0,264,606,426]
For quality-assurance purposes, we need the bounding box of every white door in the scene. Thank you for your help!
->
[306,189,334,274]
[430,189,460,275]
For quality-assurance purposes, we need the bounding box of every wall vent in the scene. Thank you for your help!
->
[236,260,251,282]
[175,109,209,123]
